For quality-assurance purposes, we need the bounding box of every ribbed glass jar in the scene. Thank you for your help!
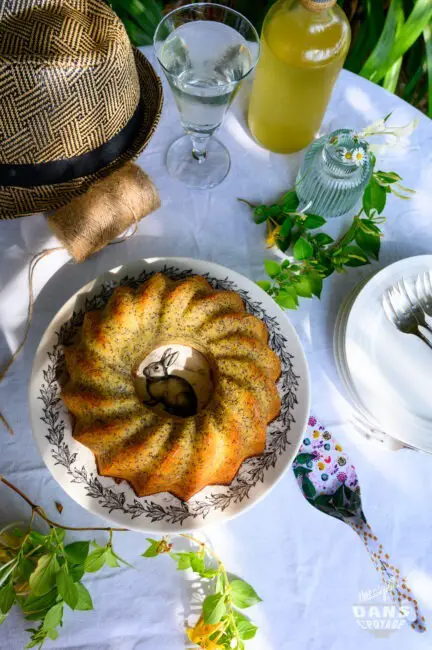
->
[295,128,373,218]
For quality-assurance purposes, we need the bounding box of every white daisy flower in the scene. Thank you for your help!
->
[340,147,353,162]
[352,148,366,166]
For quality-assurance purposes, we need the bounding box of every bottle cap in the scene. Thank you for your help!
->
[300,0,337,11]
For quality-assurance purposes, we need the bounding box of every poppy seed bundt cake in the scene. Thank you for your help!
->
[62,273,281,501]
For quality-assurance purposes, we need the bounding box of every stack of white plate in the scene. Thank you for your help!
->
[334,255,432,453]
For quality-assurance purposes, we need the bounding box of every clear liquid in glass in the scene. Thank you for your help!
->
[159,21,252,136]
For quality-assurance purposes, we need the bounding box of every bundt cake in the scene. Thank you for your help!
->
[62,273,281,501]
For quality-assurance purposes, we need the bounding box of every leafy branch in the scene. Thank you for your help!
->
[243,160,413,310]
[0,476,261,650]
[143,534,260,650]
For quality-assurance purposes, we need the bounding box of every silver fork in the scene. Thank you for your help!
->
[398,278,432,336]
[417,271,432,319]
[383,286,432,350]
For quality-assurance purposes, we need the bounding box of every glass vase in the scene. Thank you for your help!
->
[295,128,373,218]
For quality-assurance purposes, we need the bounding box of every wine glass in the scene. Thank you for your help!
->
[154,3,260,189]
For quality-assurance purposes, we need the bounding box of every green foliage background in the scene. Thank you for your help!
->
[109,0,432,117]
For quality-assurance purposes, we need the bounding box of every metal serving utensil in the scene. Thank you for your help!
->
[382,284,432,350]
[292,415,426,633]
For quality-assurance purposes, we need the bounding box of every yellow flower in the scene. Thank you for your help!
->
[186,617,225,649]
[318,461,325,470]
[266,225,280,249]
[313,430,320,438]
[335,444,342,452]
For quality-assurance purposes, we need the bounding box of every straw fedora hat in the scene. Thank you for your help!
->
[0,0,163,219]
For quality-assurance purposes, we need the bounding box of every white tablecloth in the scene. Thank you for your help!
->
[1,47,432,650]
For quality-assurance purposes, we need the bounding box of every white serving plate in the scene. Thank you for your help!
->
[29,257,310,533]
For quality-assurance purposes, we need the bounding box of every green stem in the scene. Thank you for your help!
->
[330,212,362,252]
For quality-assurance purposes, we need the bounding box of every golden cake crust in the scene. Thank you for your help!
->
[62,273,281,501]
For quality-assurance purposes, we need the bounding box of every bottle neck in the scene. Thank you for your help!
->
[299,0,337,11]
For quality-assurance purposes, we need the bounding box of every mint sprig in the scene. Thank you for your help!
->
[0,524,127,649]
[143,534,260,649]
[0,476,262,650]
[245,161,413,310]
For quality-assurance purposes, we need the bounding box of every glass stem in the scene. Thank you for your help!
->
[190,133,210,164]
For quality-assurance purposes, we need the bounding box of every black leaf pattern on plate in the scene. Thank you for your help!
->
[37,266,300,526]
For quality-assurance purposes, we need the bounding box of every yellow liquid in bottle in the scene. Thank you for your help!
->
[248,0,350,153]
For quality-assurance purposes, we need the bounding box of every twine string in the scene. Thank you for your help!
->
[0,163,160,435]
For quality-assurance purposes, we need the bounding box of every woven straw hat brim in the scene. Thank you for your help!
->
[0,49,163,220]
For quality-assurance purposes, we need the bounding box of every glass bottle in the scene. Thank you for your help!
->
[248,0,350,153]
[295,128,373,218]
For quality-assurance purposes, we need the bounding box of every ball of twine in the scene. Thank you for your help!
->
[47,162,160,262]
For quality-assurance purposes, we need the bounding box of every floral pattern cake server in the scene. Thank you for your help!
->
[293,415,426,633]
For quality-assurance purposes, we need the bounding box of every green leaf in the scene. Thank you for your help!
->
[425,24,432,119]
[253,206,268,224]
[51,528,66,543]
[202,593,226,624]
[376,171,402,184]
[104,549,120,568]
[215,571,224,594]
[190,554,205,574]
[199,568,218,579]
[264,260,280,278]
[28,531,48,546]
[0,582,15,614]
[360,0,404,82]
[233,611,258,640]
[0,614,7,625]
[42,602,63,632]
[341,245,370,267]
[275,290,298,310]
[29,554,60,597]
[84,548,107,573]
[230,579,262,609]
[295,453,315,464]
[302,475,316,498]
[142,539,159,558]
[309,273,323,298]
[355,228,380,260]
[15,557,35,583]
[293,237,313,261]
[266,204,281,217]
[363,177,386,216]
[74,582,93,611]
[378,0,432,80]
[279,217,293,238]
[293,466,312,478]
[64,541,90,566]
[175,553,191,571]
[333,485,344,508]
[22,590,59,617]
[56,568,78,610]
[294,275,312,298]
[314,233,333,246]
[256,280,271,292]
[68,563,85,583]
[303,214,326,229]
[280,190,299,212]
[314,495,334,508]
[47,628,59,641]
